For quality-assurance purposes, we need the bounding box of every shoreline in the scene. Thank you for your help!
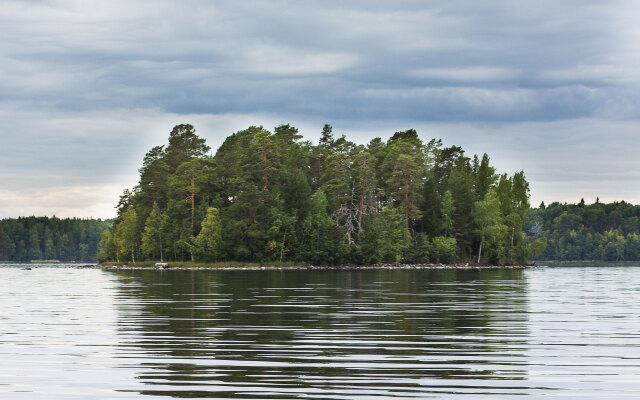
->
[83,263,546,271]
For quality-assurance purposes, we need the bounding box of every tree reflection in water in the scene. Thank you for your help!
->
[108,269,530,398]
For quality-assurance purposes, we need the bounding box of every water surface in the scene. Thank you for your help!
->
[1,264,639,398]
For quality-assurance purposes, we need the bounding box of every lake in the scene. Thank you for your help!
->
[1,264,639,399]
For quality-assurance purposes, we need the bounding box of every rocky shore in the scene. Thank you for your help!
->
[79,263,546,271]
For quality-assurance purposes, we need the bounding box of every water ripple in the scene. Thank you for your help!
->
[1,266,640,398]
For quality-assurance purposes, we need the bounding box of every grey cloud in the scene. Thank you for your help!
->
[2,0,639,121]
[2,0,640,216]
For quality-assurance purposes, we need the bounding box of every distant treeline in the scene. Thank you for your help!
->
[0,217,111,261]
[98,123,536,265]
[526,199,640,261]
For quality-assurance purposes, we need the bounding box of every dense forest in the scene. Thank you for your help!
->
[98,123,537,266]
[526,199,640,261]
[0,217,111,261]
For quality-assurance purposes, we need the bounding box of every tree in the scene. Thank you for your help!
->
[321,141,354,216]
[299,190,341,264]
[319,124,334,147]
[473,189,504,263]
[430,236,457,264]
[0,226,15,260]
[274,123,302,145]
[447,158,475,257]
[165,124,211,171]
[365,206,411,264]
[495,171,530,263]
[266,209,296,262]
[474,153,496,200]
[141,202,169,261]
[43,227,56,260]
[97,230,118,262]
[195,207,223,261]
[529,237,547,259]
[115,207,139,263]
[248,128,279,206]
[441,190,454,238]
[27,225,42,261]
[135,145,169,210]
[169,159,208,234]
[383,130,427,228]
[97,123,538,266]
[353,150,378,240]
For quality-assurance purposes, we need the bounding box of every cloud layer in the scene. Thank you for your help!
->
[1,0,640,217]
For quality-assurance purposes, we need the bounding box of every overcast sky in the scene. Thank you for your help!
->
[2,0,640,219]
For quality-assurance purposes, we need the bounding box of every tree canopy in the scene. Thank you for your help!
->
[0,217,110,261]
[98,123,535,265]
[525,200,640,261]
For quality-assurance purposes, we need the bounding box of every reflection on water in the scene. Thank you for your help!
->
[1,266,639,399]
[111,269,530,398]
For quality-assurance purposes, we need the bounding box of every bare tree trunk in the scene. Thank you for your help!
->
[357,190,365,239]
[477,239,483,264]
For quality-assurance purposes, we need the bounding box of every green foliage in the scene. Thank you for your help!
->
[473,189,507,264]
[526,200,640,261]
[440,190,454,238]
[97,229,118,263]
[430,236,457,264]
[141,202,169,261]
[383,131,427,228]
[99,123,534,265]
[363,207,411,264]
[165,124,210,171]
[0,217,110,261]
[404,233,430,264]
[195,207,223,261]
[115,207,139,263]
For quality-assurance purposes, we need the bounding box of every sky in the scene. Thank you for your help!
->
[2,0,640,219]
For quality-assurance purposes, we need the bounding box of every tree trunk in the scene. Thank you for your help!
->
[263,146,268,193]
[403,174,409,228]
[131,246,135,263]
[477,238,483,264]
[357,189,365,239]
[190,178,195,234]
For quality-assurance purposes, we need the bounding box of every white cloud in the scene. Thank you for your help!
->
[0,184,123,219]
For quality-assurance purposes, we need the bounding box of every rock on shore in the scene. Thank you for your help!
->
[86,263,545,271]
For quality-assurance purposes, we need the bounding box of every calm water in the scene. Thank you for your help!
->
[1,264,639,399]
